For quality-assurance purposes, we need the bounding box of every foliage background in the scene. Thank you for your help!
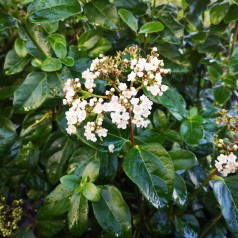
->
[0,0,238,237]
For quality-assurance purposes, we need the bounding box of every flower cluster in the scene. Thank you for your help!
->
[215,153,238,176]
[63,46,170,144]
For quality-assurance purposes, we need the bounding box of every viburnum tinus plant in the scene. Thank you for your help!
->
[1,0,238,237]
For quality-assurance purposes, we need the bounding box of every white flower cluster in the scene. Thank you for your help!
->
[215,153,238,176]
[63,46,171,147]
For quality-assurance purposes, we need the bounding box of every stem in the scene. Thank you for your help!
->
[20,21,48,59]
[187,168,218,202]
[199,212,222,238]
[129,109,135,148]
[231,21,238,57]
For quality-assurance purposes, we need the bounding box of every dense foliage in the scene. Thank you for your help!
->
[0,0,238,237]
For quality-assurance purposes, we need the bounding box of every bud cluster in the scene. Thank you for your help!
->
[0,197,23,237]
[63,46,170,146]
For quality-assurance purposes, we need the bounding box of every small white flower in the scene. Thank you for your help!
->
[108,144,115,153]
[96,128,108,137]
[127,71,137,82]
[118,83,127,91]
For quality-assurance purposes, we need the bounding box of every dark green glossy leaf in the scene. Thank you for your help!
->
[212,180,238,236]
[41,57,62,72]
[197,35,224,54]
[158,12,183,44]
[224,5,238,23]
[36,219,66,237]
[175,214,200,238]
[210,2,229,25]
[213,85,231,105]
[164,129,182,143]
[37,184,72,217]
[139,21,164,34]
[76,120,126,153]
[180,120,204,146]
[42,131,78,184]
[145,87,187,121]
[169,149,197,171]
[68,194,88,236]
[60,56,74,67]
[82,182,100,202]
[13,72,62,112]
[190,31,207,44]
[187,0,209,17]
[135,128,164,145]
[78,29,102,50]
[92,185,132,238]
[68,147,100,182]
[84,0,120,30]
[89,37,112,56]
[224,176,238,211]
[173,173,187,206]
[153,109,167,128]
[123,143,174,208]
[230,47,238,74]
[151,211,172,236]
[157,43,191,74]
[0,118,21,166]
[4,48,30,75]
[118,9,138,32]
[98,151,118,178]
[28,0,82,23]
[48,33,66,47]
[114,0,146,15]
[0,12,17,30]
[207,63,223,84]
[20,112,51,147]
[14,38,28,58]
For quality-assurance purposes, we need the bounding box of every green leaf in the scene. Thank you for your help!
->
[157,43,192,74]
[123,143,174,208]
[60,56,74,67]
[92,185,132,238]
[212,180,238,236]
[151,211,172,236]
[224,176,238,211]
[118,9,138,32]
[213,85,231,105]
[175,214,200,238]
[13,72,62,112]
[68,194,88,236]
[11,228,35,238]
[224,4,238,23]
[82,182,100,202]
[153,109,167,128]
[84,0,120,30]
[4,48,30,75]
[230,47,238,74]
[89,37,112,56]
[0,118,21,166]
[14,38,28,58]
[37,184,72,217]
[158,12,183,44]
[68,147,100,182]
[48,33,66,47]
[41,57,62,72]
[43,21,58,33]
[190,31,207,44]
[172,173,187,206]
[197,35,224,54]
[36,219,65,237]
[139,21,164,34]
[135,129,164,145]
[76,119,126,153]
[180,120,204,146]
[169,149,197,171]
[42,131,78,184]
[145,87,188,121]
[78,29,102,50]
[210,2,229,25]
[60,174,80,190]
[164,129,182,143]
[114,0,147,15]
[0,12,17,30]
[28,0,82,23]
[54,42,67,58]
[207,63,223,84]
